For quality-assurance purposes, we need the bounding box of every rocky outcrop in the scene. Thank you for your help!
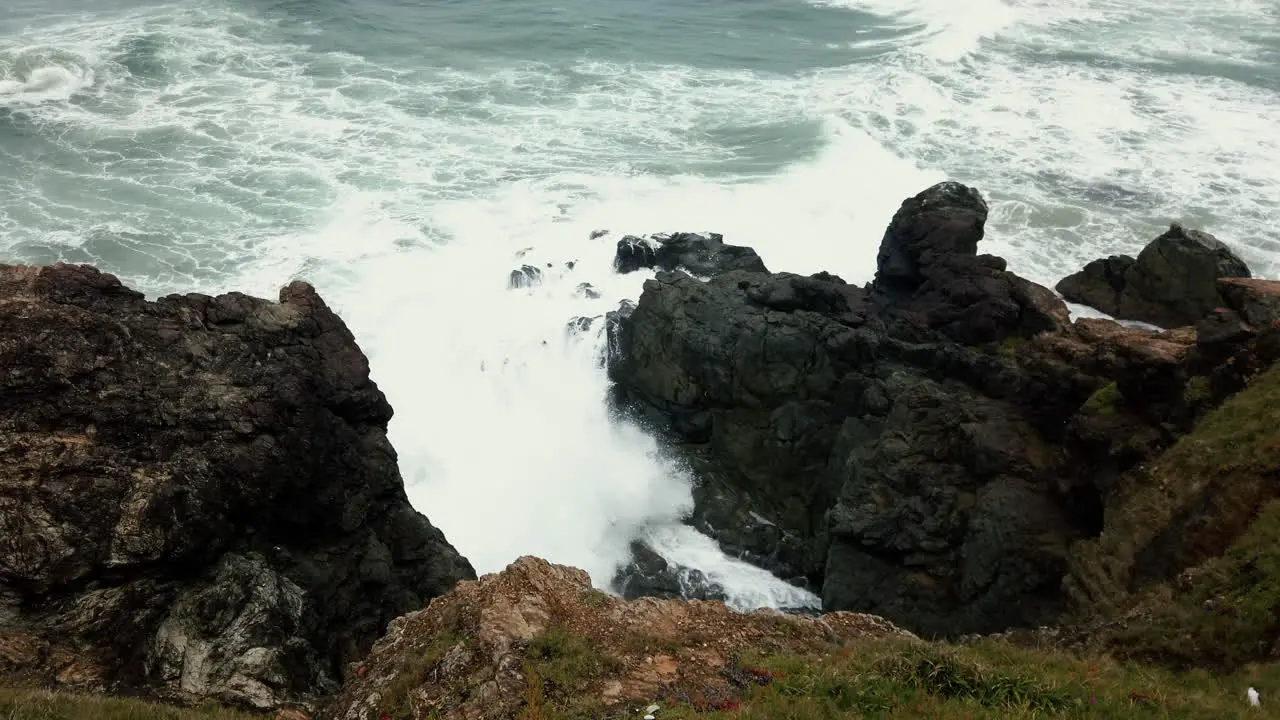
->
[325,556,910,720]
[872,181,1069,344]
[613,232,768,277]
[0,264,474,711]
[605,181,1276,638]
[1056,224,1251,328]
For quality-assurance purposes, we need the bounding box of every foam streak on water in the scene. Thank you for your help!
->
[1,0,1278,610]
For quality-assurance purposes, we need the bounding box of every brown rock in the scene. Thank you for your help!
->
[1217,278,1280,329]
[324,557,911,720]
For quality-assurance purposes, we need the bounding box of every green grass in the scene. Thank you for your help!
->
[523,629,623,715]
[1106,499,1280,669]
[997,337,1026,360]
[1067,364,1280,667]
[0,688,262,720]
[1183,375,1213,408]
[512,635,1274,719]
[381,631,462,719]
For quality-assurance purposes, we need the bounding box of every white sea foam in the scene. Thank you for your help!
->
[812,0,1018,61]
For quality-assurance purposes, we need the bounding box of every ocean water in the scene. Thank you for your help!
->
[2,0,1277,610]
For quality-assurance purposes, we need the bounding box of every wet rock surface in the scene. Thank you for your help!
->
[613,232,768,277]
[0,264,474,710]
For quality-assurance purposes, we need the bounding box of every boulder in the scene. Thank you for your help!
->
[1056,224,1251,328]
[613,232,768,277]
[0,264,474,710]
[872,182,1069,344]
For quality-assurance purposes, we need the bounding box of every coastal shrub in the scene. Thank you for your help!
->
[0,689,260,720]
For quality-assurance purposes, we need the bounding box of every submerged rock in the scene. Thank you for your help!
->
[613,232,768,277]
[1057,224,1251,328]
[611,541,728,603]
[0,264,474,710]
[508,264,543,289]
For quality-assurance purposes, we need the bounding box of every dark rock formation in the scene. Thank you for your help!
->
[613,232,768,277]
[871,181,1069,344]
[0,264,474,710]
[606,181,1270,637]
[574,282,602,300]
[1056,224,1251,328]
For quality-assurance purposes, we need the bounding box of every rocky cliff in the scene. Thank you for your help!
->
[325,556,910,720]
[606,181,1280,639]
[0,264,474,711]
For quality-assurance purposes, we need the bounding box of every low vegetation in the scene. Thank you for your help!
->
[510,634,1273,718]
[0,688,261,720]
[1069,364,1280,667]
[1080,381,1122,415]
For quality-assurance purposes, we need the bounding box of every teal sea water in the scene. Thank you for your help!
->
[2,0,1278,606]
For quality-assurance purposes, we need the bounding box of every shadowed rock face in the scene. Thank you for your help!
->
[1056,224,1251,328]
[0,264,474,710]
[605,182,1276,637]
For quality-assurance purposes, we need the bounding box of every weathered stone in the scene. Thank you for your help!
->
[0,263,474,710]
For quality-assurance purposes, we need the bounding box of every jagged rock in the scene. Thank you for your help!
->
[611,541,728,602]
[575,282,602,299]
[0,264,474,710]
[508,265,542,289]
[1057,224,1251,328]
[589,229,609,240]
[613,232,768,277]
[872,182,1069,344]
[605,181,1276,637]
[325,557,910,720]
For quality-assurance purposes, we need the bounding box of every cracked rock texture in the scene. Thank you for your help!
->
[0,263,474,711]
